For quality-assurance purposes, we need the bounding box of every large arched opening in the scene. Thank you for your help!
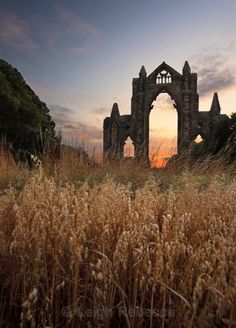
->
[149,93,178,167]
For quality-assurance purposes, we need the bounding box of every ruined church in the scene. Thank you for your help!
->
[103,61,226,163]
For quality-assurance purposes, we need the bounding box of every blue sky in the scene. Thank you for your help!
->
[0,0,236,154]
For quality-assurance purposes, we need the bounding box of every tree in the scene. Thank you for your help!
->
[0,59,57,156]
[213,113,236,161]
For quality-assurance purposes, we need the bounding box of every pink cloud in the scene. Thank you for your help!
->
[0,5,100,55]
[0,11,38,51]
[36,4,100,55]
[55,6,99,38]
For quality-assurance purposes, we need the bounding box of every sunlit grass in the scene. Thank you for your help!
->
[0,145,235,327]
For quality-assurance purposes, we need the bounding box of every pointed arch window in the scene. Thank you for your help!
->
[157,70,172,84]
[124,137,134,157]
[194,134,203,143]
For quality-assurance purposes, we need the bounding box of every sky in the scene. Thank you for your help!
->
[0,0,236,164]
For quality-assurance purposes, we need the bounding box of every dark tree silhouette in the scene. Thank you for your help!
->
[0,59,57,157]
[212,113,236,162]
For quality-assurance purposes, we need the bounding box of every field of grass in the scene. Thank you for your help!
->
[0,147,236,327]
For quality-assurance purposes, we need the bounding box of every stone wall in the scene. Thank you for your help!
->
[103,61,226,163]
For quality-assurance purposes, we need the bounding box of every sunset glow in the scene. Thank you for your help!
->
[150,140,177,168]
[0,0,235,157]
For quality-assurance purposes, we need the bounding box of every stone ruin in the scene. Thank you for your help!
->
[103,61,227,164]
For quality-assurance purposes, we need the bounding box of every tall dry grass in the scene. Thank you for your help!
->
[0,141,29,192]
[0,147,236,327]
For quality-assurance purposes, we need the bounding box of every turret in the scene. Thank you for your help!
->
[139,65,147,78]
[182,61,191,75]
[111,103,120,119]
[210,92,221,114]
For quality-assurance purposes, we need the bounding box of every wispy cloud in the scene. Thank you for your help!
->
[0,5,100,55]
[30,82,56,98]
[90,107,110,115]
[42,4,100,55]
[0,11,38,51]
[50,105,76,116]
[49,105,102,152]
[56,6,98,38]
[191,44,236,97]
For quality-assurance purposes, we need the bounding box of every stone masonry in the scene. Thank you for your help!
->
[103,61,227,163]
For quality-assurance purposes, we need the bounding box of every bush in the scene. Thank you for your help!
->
[0,59,57,156]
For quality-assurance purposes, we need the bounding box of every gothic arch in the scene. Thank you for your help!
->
[120,133,134,156]
[103,61,226,165]
[146,84,180,113]
[123,135,135,157]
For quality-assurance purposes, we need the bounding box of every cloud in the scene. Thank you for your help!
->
[63,124,78,130]
[50,105,178,156]
[42,5,100,55]
[49,105,103,152]
[55,6,98,38]
[90,107,110,115]
[0,11,38,51]
[49,105,77,128]
[0,5,99,55]
[50,105,76,116]
[59,42,94,56]
[191,47,236,97]
[152,93,176,110]
[30,82,56,98]
[49,4,100,55]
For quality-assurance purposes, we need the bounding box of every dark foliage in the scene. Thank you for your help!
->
[214,113,236,161]
[190,140,207,160]
[0,59,57,156]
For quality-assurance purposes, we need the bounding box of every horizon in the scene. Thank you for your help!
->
[0,0,236,166]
